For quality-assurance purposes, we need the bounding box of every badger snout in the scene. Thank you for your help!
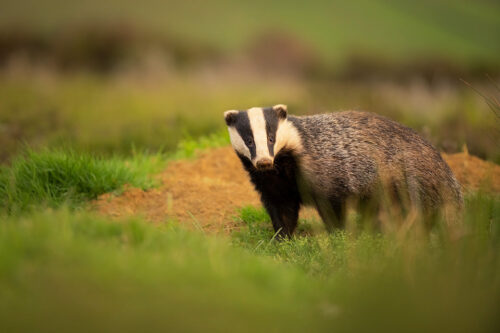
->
[255,158,274,170]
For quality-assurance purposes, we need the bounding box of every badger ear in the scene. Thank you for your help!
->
[224,110,238,126]
[273,104,288,119]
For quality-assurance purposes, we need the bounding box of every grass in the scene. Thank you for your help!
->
[0,148,165,213]
[0,192,498,332]
[231,195,500,332]
[461,75,500,120]
[0,130,232,213]
[0,131,498,331]
[0,209,325,332]
[233,196,500,275]
[171,129,230,159]
[0,72,302,161]
[1,72,499,163]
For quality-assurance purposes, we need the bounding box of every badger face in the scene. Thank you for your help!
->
[224,104,292,171]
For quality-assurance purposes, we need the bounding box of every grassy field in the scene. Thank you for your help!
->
[1,72,498,163]
[0,1,499,331]
[0,72,304,160]
[0,145,499,332]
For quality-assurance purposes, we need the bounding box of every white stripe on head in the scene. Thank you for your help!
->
[227,126,251,159]
[247,107,271,162]
[275,119,302,154]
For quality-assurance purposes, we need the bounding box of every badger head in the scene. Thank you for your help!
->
[224,104,301,171]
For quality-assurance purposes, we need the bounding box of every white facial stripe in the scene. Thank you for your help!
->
[275,119,302,154]
[247,107,271,162]
[228,126,251,159]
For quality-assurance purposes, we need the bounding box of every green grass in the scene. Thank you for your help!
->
[0,148,164,213]
[0,132,498,331]
[233,196,500,275]
[0,192,498,332]
[171,129,230,159]
[0,209,325,332]
[0,130,231,213]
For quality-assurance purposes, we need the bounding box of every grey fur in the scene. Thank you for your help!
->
[288,111,463,212]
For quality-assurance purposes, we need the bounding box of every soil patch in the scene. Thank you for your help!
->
[94,147,260,233]
[94,147,499,233]
[442,151,500,193]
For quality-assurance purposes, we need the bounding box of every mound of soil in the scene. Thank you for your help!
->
[94,147,260,233]
[442,151,500,193]
[94,147,499,233]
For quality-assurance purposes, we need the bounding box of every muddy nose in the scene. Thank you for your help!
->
[256,158,273,170]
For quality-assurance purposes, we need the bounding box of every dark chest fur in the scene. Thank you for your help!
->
[237,150,302,206]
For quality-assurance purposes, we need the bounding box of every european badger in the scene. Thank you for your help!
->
[224,105,462,237]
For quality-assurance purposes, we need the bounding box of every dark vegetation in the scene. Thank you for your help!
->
[1,24,499,79]
[0,24,221,72]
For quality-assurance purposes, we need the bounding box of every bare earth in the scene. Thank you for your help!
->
[94,147,500,233]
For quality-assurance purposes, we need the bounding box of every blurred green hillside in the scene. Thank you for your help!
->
[1,0,499,65]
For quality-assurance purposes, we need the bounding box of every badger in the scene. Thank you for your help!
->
[224,104,463,237]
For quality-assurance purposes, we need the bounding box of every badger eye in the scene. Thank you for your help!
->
[246,138,254,147]
[268,135,275,144]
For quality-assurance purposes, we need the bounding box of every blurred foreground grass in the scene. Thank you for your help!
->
[0,193,498,332]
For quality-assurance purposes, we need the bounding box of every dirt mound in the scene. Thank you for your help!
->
[94,147,499,233]
[442,151,500,193]
[94,147,260,233]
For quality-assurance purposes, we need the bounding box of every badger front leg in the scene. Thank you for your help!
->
[261,198,300,238]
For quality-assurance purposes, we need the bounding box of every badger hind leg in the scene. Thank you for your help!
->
[314,196,346,231]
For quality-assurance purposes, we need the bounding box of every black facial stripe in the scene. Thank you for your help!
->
[234,111,256,159]
[263,107,279,157]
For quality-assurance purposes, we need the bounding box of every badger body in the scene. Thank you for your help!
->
[224,105,462,237]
